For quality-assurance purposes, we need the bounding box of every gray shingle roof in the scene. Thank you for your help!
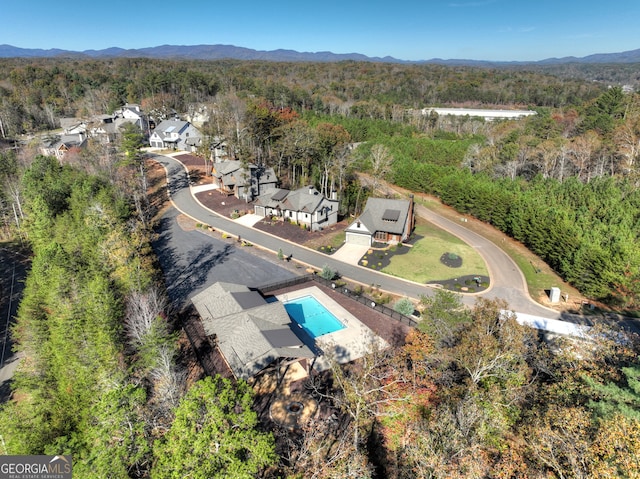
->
[349,197,411,236]
[191,282,315,379]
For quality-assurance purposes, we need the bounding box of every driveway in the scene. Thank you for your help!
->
[150,153,562,319]
[330,243,370,265]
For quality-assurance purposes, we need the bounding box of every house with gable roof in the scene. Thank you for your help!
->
[190,282,317,380]
[114,103,149,132]
[254,185,339,231]
[40,133,87,161]
[211,159,277,201]
[345,196,415,246]
[149,119,202,151]
[89,104,150,144]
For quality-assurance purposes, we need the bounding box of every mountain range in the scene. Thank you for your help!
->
[1,43,639,65]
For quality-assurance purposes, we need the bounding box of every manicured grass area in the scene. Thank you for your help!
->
[415,196,585,304]
[379,220,488,283]
[326,231,346,250]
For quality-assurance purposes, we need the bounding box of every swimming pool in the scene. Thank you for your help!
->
[284,295,346,338]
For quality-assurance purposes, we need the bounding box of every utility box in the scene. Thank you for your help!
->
[549,287,561,303]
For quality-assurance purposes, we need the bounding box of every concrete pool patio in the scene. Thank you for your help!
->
[276,285,388,372]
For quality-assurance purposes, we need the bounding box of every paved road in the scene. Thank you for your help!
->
[152,153,562,320]
[0,246,30,402]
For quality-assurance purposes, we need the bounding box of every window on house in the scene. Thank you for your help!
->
[375,231,387,241]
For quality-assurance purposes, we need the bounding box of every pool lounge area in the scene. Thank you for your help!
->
[277,286,388,371]
[283,295,346,338]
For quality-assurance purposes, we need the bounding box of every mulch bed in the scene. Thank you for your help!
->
[195,189,253,218]
[440,252,463,268]
[253,218,348,246]
[426,274,491,293]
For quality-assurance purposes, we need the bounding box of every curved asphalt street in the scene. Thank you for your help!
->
[152,153,559,319]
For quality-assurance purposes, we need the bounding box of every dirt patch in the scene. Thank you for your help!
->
[269,393,318,431]
[146,160,172,223]
[176,214,198,231]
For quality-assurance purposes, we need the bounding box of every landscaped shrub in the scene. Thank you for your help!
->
[394,297,415,316]
[320,264,337,280]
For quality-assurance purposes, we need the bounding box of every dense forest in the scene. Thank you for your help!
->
[0,57,640,477]
[0,57,607,135]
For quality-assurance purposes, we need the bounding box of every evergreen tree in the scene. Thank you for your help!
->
[151,376,276,479]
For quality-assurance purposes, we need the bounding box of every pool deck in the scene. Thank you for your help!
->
[277,286,389,371]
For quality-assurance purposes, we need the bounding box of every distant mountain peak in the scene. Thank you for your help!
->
[0,43,639,65]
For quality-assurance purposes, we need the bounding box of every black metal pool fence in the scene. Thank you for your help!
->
[259,274,418,328]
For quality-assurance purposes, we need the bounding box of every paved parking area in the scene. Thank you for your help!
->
[152,207,298,308]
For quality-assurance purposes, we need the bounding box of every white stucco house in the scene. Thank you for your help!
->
[254,186,339,231]
[149,119,202,151]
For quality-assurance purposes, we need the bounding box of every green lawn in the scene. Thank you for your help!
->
[414,196,586,305]
[382,220,488,283]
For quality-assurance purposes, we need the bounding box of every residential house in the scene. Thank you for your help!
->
[113,104,149,133]
[40,133,87,161]
[254,185,339,231]
[60,118,88,136]
[89,114,119,144]
[190,282,316,380]
[149,119,202,151]
[345,196,414,246]
[89,104,149,144]
[211,159,277,201]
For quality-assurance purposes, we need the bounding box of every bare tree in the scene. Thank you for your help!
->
[279,416,373,479]
[149,344,185,413]
[613,115,640,174]
[570,131,601,182]
[124,286,168,350]
[310,338,409,453]
[369,144,394,191]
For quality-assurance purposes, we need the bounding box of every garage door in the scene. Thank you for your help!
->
[346,232,371,246]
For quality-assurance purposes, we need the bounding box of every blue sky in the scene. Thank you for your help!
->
[4,0,639,61]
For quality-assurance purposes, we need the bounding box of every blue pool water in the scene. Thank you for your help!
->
[284,295,345,338]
